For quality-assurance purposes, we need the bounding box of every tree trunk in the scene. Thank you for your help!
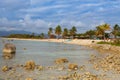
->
[103,32,105,42]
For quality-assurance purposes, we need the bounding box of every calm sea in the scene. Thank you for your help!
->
[0,38,98,66]
[0,38,119,80]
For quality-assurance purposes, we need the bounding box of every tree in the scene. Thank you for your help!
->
[40,33,44,39]
[31,33,35,38]
[69,26,77,39]
[55,25,62,39]
[48,27,53,38]
[96,23,110,40]
[62,28,68,38]
[112,24,120,38]
[85,30,95,39]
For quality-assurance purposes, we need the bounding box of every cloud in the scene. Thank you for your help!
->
[0,0,120,33]
[0,0,30,10]
[0,16,49,33]
[20,4,70,13]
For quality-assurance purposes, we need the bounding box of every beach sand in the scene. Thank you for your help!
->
[3,38,103,46]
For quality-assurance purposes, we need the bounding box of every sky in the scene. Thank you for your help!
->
[0,0,120,33]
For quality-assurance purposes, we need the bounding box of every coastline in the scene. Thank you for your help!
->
[2,38,120,53]
[2,38,103,46]
[1,38,120,79]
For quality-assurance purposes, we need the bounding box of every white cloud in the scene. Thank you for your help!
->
[0,16,50,33]
[0,0,30,10]
[0,0,120,33]
[20,4,70,13]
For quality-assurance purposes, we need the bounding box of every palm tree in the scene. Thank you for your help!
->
[85,30,95,39]
[62,28,68,38]
[40,33,44,39]
[96,23,110,40]
[48,27,53,38]
[112,24,120,39]
[31,33,35,38]
[55,25,62,39]
[69,26,77,39]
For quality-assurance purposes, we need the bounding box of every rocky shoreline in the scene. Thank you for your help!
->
[90,44,120,54]
[1,58,111,80]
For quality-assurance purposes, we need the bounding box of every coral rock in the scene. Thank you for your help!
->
[55,58,68,64]
[24,60,36,70]
[2,66,9,72]
[68,63,78,70]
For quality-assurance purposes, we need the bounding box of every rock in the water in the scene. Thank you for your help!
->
[68,63,78,70]
[2,43,16,59]
[3,43,16,53]
[36,65,43,71]
[55,58,68,64]
[24,60,36,70]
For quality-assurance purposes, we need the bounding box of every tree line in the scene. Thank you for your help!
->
[48,24,120,39]
[6,23,120,39]
[7,33,45,39]
[48,25,77,39]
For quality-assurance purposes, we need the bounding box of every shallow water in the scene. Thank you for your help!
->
[0,38,120,80]
[0,38,97,66]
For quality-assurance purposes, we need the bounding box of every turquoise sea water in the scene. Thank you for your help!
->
[0,38,120,80]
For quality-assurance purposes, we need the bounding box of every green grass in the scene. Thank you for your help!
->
[97,41,111,44]
[97,41,120,46]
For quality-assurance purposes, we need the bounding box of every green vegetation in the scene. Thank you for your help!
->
[55,25,62,39]
[85,30,96,39]
[96,23,110,40]
[97,41,112,45]
[7,33,45,39]
[48,27,53,38]
[62,28,68,38]
[97,39,120,46]
[6,23,120,41]
[112,24,120,39]
[69,26,77,39]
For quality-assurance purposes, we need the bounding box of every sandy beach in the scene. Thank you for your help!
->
[3,38,120,53]
[2,38,103,46]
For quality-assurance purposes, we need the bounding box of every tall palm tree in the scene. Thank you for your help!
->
[48,27,53,38]
[96,23,110,40]
[62,28,68,38]
[112,24,120,39]
[69,26,77,39]
[55,25,62,39]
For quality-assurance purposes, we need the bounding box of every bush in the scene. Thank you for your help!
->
[97,41,111,44]
[97,39,120,46]
[113,39,120,44]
